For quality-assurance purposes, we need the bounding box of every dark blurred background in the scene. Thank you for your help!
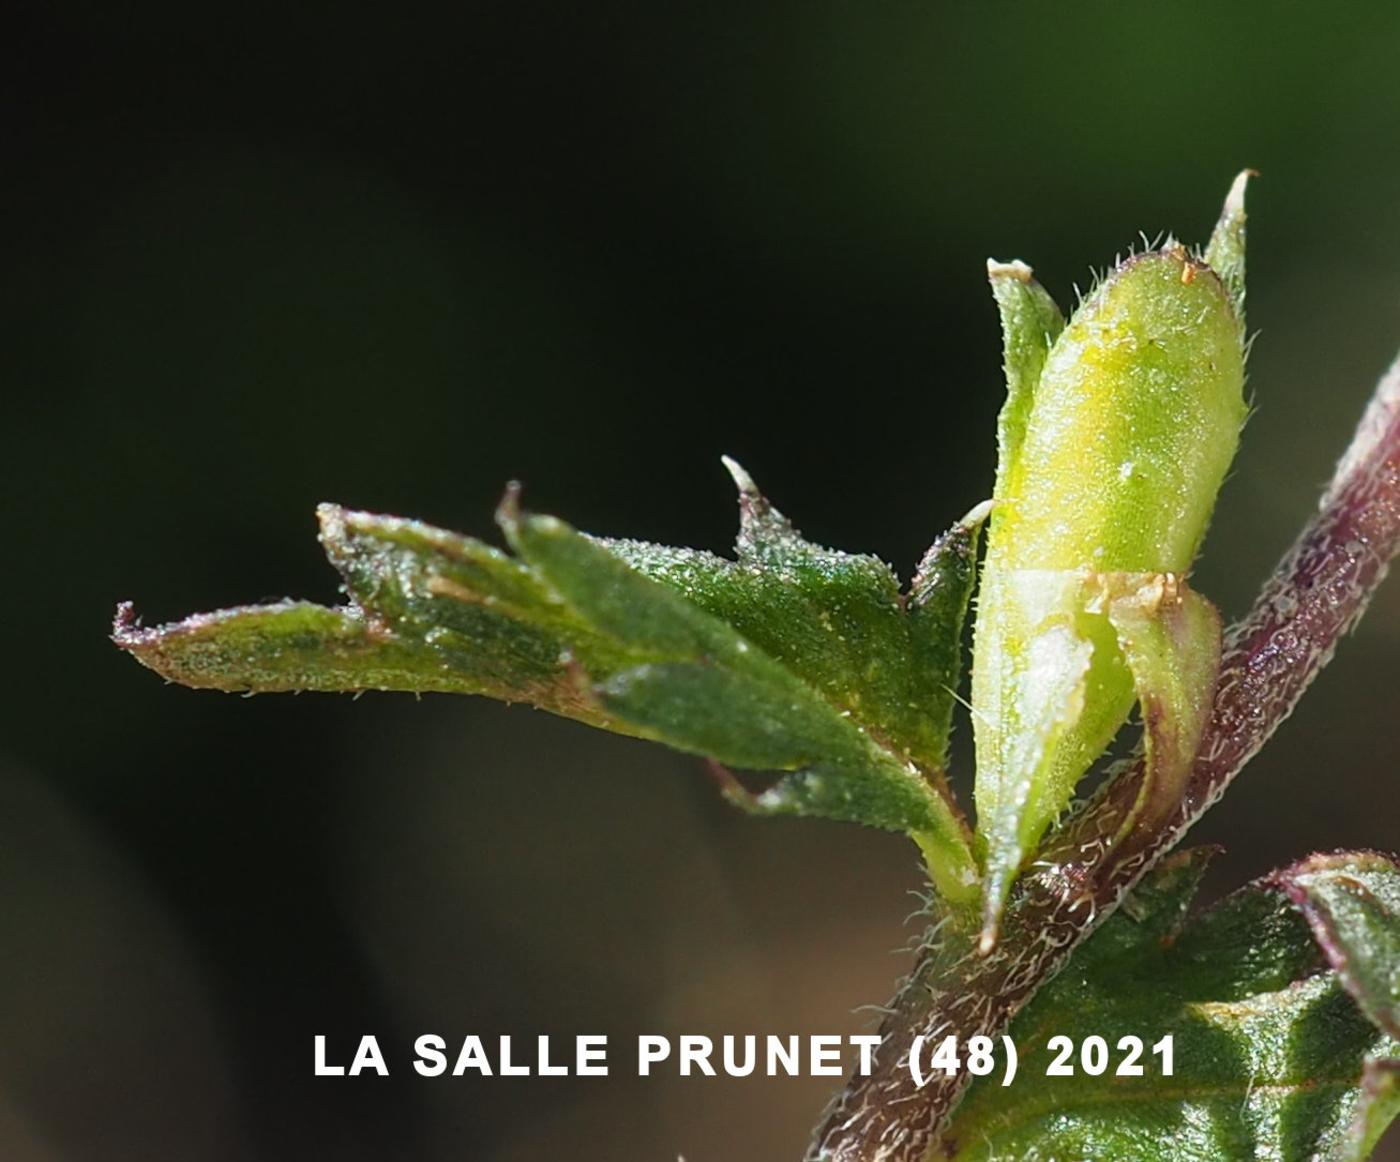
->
[4,3,1400,1159]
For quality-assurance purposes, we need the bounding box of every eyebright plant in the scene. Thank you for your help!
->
[117,175,1400,1161]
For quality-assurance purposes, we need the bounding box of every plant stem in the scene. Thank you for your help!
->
[808,353,1400,1162]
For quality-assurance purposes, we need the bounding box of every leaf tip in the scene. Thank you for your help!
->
[720,454,757,497]
[722,457,797,557]
[110,601,202,684]
[111,600,148,651]
[909,501,988,607]
[494,480,525,535]
[316,503,352,570]
[316,499,348,534]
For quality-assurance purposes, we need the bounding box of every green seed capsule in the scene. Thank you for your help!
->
[971,176,1250,945]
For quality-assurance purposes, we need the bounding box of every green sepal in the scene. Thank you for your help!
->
[988,243,1247,575]
[986,259,1065,494]
[1101,574,1223,842]
[973,568,1097,944]
[1204,169,1252,323]
[975,569,1224,946]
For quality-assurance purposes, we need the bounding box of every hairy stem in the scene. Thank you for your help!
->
[808,353,1400,1162]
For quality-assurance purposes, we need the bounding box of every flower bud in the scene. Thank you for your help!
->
[971,175,1250,944]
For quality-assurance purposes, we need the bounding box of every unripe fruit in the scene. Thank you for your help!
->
[971,176,1250,942]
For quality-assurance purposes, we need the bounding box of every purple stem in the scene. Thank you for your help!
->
[808,355,1400,1162]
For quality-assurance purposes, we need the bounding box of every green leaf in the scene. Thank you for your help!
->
[1275,852,1400,1039]
[908,500,989,769]
[1346,1059,1400,1162]
[943,851,1400,1161]
[112,599,486,695]
[499,493,978,900]
[314,504,629,726]
[599,459,978,777]
[117,478,984,901]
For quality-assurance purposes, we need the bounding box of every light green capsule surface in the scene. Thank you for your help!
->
[994,249,1246,572]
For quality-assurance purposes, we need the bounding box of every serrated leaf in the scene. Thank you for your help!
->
[944,851,1400,1161]
[499,497,978,900]
[1112,845,1218,942]
[313,504,628,726]
[598,459,978,777]
[112,600,521,696]
[119,482,983,901]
